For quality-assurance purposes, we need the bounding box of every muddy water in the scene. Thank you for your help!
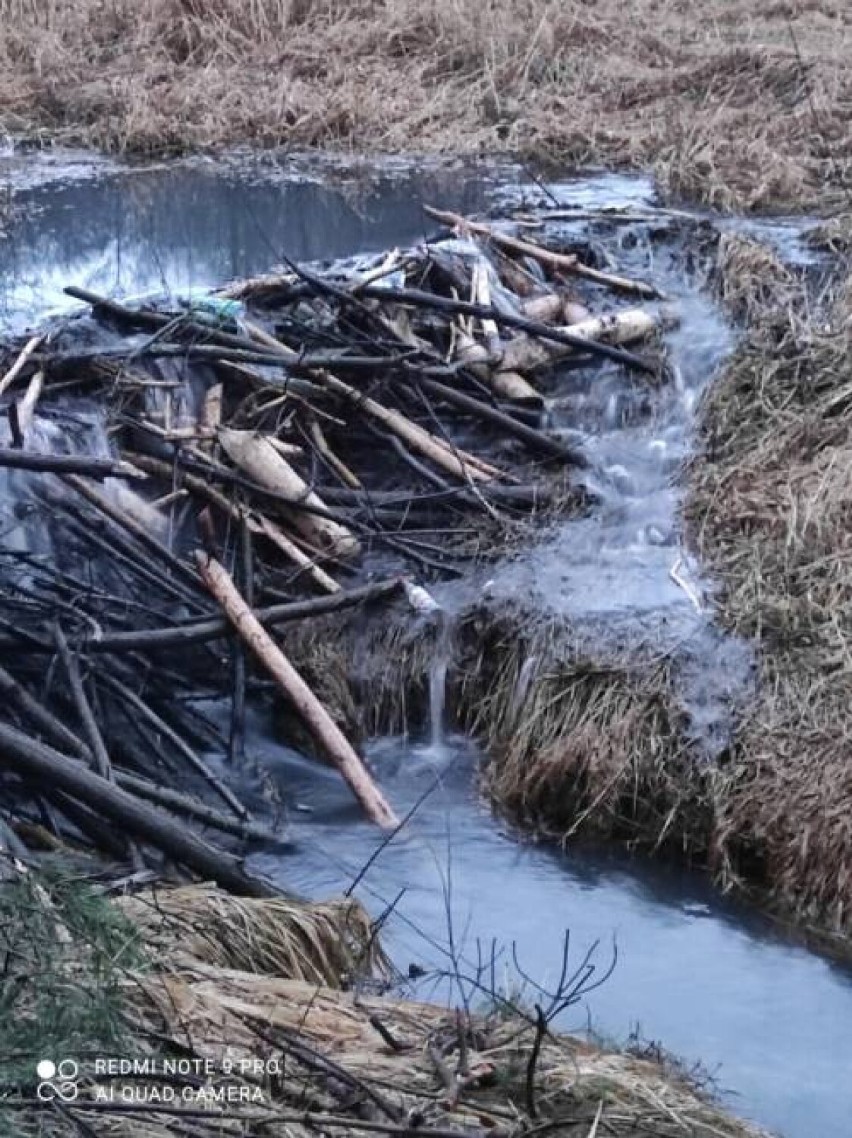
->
[2,153,850,1137]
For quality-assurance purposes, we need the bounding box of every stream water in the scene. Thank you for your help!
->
[1,150,850,1137]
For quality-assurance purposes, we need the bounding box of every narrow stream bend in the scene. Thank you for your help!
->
[1,151,850,1138]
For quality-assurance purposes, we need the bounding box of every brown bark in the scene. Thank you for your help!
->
[195,552,399,830]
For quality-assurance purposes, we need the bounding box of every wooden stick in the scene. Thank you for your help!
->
[112,769,280,843]
[313,370,499,484]
[195,552,399,830]
[62,473,204,593]
[81,577,404,653]
[0,450,145,480]
[416,378,584,464]
[425,205,581,274]
[123,451,340,595]
[13,369,44,440]
[256,515,341,595]
[424,205,661,298]
[0,335,43,398]
[0,722,276,897]
[53,623,113,780]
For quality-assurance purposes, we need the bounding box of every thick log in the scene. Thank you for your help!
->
[0,723,276,897]
[455,330,541,405]
[196,553,399,830]
[500,307,667,373]
[218,427,360,558]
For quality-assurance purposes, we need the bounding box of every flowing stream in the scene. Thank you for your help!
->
[1,149,850,1138]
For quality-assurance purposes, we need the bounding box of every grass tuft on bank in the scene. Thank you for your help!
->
[1,0,851,212]
[688,243,852,940]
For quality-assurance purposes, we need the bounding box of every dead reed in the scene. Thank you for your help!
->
[688,238,852,940]
[1,0,851,211]
[5,872,771,1138]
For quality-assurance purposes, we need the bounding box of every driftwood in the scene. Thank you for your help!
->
[196,552,399,830]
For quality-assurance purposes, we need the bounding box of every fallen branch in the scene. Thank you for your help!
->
[0,723,276,897]
[0,449,145,480]
[195,552,399,830]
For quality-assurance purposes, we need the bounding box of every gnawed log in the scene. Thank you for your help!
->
[218,427,361,558]
[455,330,541,405]
[500,307,671,374]
[424,205,661,298]
[196,552,399,830]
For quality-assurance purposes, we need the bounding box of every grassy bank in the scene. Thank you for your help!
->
[2,867,771,1138]
[687,240,852,943]
[0,0,851,212]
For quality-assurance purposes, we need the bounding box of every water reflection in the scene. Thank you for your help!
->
[0,157,513,329]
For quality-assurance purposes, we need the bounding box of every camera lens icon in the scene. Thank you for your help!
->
[36,1059,79,1102]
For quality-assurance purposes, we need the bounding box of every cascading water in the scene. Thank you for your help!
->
[1,152,849,1138]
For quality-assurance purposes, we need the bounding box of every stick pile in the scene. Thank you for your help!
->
[0,203,669,889]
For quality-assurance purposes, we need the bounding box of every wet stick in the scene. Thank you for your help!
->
[415,378,585,465]
[0,450,145,480]
[53,623,112,781]
[124,451,341,595]
[0,723,276,897]
[195,552,399,830]
[424,205,661,298]
[99,672,248,818]
[312,370,500,484]
[0,334,43,398]
[62,473,205,593]
[111,770,280,843]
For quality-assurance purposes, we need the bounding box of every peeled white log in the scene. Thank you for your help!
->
[196,552,398,830]
[313,371,500,484]
[500,307,670,373]
[218,427,360,558]
[520,294,565,324]
[455,330,541,404]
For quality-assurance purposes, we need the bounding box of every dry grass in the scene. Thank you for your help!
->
[118,884,390,986]
[1,0,851,211]
[9,881,768,1138]
[687,238,852,939]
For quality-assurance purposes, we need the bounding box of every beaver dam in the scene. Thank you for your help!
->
[0,159,850,1138]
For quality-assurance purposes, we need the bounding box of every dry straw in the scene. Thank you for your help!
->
[1,1,850,211]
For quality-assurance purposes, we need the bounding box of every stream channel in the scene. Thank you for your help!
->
[1,150,851,1138]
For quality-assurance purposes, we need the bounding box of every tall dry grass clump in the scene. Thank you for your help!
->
[688,240,852,938]
[1,0,851,210]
